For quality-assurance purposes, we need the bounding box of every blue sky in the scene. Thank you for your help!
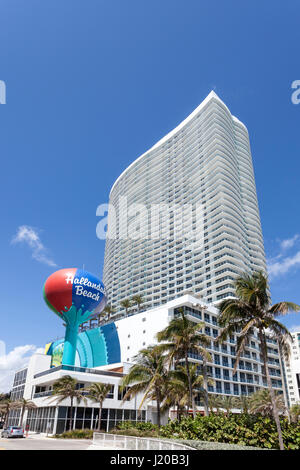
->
[0,1,300,390]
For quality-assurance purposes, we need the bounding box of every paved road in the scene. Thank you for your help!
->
[0,437,93,450]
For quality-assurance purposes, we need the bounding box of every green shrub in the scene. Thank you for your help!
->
[117,421,158,432]
[53,429,94,439]
[112,428,160,438]
[160,414,300,450]
[53,416,300,449]
[113,421,160,437]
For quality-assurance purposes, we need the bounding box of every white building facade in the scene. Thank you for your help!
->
[283,331,300,407]
[8,295,285,432]
[8,355,149,434]
[103,91,266,313]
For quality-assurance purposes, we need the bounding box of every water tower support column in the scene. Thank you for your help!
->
[62,324,78,367]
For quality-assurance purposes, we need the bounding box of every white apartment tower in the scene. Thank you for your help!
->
[284,331,300,406]
[103,91,266,312]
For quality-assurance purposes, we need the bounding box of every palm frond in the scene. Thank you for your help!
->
[269,301,300,316]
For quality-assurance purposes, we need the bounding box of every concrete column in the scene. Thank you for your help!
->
[53,406,59,435]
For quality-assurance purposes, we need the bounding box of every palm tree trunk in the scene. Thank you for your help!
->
[69,398,74,431]
[4,409,9,427]
[19,406,25,427]
[156,387,161,428]
[98,403,102,432]
[184,352,195,419]
[176,402,180,421]
[259,329,284,450]
[192,395,196,418]
[202,358,209,416]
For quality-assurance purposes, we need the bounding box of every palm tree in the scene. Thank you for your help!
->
[86,382,112,431]
[120,299,131,317]
[217,270,300,450]
[16,399,37,427]
[218,395,237,415]
[120,346,168,427]
[234,394,251,414]
[131,295,144,313]
[0,399,18,427]
[198,342,212,417]
[102,304,115,323]
[249,389,286,416]
[160,377,187,420]
[0,393,9,424]
[0,400,10,427]
[290,403,300,423]
[163,364,214,418]
[50,376,87,431]
[156,308,211,418]
[208,394,222,414]
[97,311,106,325]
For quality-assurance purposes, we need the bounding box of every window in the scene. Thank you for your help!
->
[107,385,114,399]
[214,354,220,365]
[118,387,130,401]
[222,356,229,366]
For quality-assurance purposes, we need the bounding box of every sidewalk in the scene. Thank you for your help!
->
[25,432,55,439]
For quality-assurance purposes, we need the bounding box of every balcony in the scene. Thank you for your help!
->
[34,365,123,379]
[33,390,53,398]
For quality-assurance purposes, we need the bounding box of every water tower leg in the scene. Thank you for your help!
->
[62,325,78,366]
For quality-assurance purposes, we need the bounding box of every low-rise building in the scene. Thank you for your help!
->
[8,294,286,432]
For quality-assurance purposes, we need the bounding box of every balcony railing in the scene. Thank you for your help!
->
[34,365,123,379]
[33,390,53,398]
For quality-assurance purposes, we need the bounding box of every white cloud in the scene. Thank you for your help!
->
[280,234,299,251]
[268,250,300,278]
[0,344,43,393]
[289,325,300,333]
[267,234,300,279]
[11,225,57,267]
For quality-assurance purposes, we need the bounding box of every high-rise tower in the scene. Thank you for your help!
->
[103,91,266,312]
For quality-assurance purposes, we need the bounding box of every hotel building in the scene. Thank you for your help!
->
[6,94,286,433]
[8,295,285,432]
[283,331,300,407]
[103,91,266,313]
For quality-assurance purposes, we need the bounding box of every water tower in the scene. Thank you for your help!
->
[43,268,107,367]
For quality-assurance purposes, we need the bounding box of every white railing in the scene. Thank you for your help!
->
[93,433,194,450]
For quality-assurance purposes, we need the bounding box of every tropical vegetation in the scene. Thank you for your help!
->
[85,382,113,431]
[131,295,144,313]
[16,398,37,426]
[0,397,16,427]
[50,375,87,431]
[160,413,300,450]
[161,364,214,419]
[120,346,169,427]
[156,308,211,418]
[248,389,286,416]
[290,403,300,423]
[217,271,300,450]
[120,299,131,317]
[102,304,115,322]
[53,429,93,439]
